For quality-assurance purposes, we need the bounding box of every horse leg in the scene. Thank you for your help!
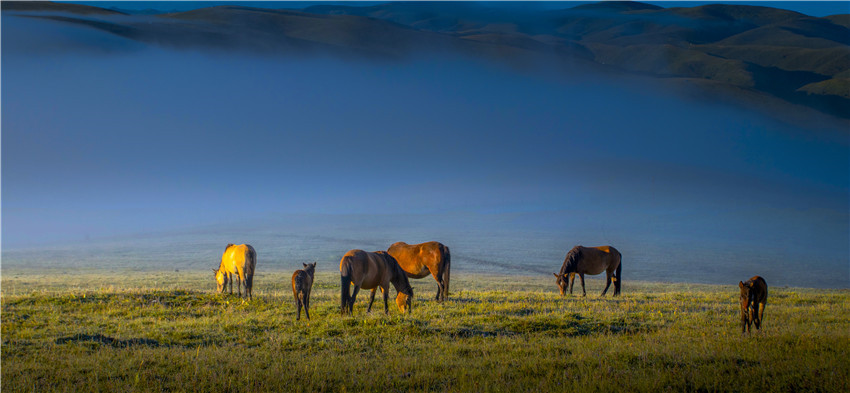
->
[758,302,765,330]
[753,303,761,330]
[296,297,302,321]
[569,273,576,295]
[367,288,377,313]
[304,294,310,320]
[245,275,253,300]
[227,272,234,295]
[349,285,361,314]
[382,285,390,315]
[579,274,587,297]
[601,271,612,296]
[237,273,244,298]
[432,265,445,302]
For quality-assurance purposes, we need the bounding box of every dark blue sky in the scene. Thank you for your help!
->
[2,1,849,286]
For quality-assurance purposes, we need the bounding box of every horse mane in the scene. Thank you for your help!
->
[383,252,414,296]
[560,246,582,274]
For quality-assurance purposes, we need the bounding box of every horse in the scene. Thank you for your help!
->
[291,262,316,321]
[739,276,768,333]
[387,241,451,302]
[213,243,256,300]
[553,245,622,297]
[339,249,413,315]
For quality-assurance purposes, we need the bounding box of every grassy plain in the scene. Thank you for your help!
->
[2,269,848,392]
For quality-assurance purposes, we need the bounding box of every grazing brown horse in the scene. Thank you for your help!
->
[739,276,768,333]
[291,262,316,321]
[553,245,622,296]
[339,250,413,315]
[213,243,256,300]
[387,241,451,301]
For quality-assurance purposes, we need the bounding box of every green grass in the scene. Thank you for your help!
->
[2,270,848,392]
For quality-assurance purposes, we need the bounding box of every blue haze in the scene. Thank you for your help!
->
[2,3,848,288]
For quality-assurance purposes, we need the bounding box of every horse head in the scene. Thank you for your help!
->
[303,262,317,276]
[739,281,753,308]
[739,280,753,331]
[553,273,569,296]
[214,268,228,293]
[396,289,413,314]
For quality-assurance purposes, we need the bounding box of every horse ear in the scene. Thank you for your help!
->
[738,281,744,289]
[303,263,308,268]
[553,273,559,278]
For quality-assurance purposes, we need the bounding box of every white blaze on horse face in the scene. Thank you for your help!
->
[554,273,568,295]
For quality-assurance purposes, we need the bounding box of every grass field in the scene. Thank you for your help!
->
[2,269,848,392]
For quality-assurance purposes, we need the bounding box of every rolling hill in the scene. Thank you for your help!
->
[3,1,848,120]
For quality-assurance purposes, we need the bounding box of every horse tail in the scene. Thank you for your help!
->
[245,245,257,299]
[442,245,451,300]
[615,251,623,293]
[293,272,304,306]
[297,289,305,308]
[340,259,352,314]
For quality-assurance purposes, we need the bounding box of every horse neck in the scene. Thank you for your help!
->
[559,259,576,275]
[390,271,413,295]
[560,248,580,274]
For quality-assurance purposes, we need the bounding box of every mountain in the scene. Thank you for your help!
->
[3,1,848,120]
[1,1,125,15]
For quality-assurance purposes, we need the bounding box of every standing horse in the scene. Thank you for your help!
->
[339,249,413,315]
[739,276,768,333]
[387,241,451,302]
[553,245,622,297]
[213,243,256,300]
[292,262,316,321]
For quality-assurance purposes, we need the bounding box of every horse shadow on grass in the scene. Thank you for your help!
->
[55,333,164,348]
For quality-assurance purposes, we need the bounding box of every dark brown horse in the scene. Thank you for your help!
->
[553,245,622,296]
[291,262,316,321]
[387,241,451,301]
[339,250,413,315]
[739,276,768,333]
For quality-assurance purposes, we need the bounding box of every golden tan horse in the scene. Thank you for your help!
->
[214,243,256,300]
[553,245,622,296]
[339,249,413,315]
[387,241,451,301]
[739,276,768,333]
[292,262,316,321]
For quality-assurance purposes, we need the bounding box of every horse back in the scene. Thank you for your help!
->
[292,270,311,293]
[221,244,255,274]
[563,245,620,275]
[388,241,447,277]
[340,249,386,289]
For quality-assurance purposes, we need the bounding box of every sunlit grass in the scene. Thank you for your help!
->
[2,270,848,392]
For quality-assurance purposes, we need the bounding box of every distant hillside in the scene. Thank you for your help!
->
[1,1,125,15]
[3,1,848,120]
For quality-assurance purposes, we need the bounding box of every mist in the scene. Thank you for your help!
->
[2,9,848,287]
